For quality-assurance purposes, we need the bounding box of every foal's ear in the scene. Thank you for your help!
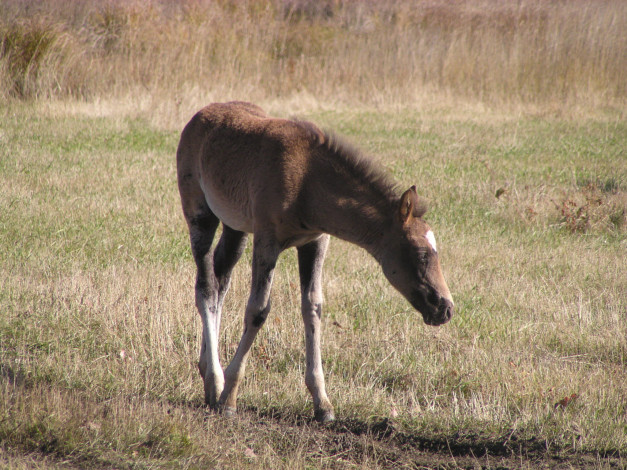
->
[399,185,428,222]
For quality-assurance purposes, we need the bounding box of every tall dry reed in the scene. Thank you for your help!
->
[1,0,626,108]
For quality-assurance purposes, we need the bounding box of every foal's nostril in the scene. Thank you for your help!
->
[434,297,454,321]
[441,298,455,320]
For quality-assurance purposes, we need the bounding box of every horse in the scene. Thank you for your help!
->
[176,101,454,423]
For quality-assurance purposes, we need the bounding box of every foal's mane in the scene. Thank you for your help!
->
[323,131,399,203]
[292,119,400,205]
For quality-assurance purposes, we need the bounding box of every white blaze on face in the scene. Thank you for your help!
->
[425,230,437,252]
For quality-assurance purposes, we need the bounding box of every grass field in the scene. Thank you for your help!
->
[1,101,625,468]
[1,0,627,468]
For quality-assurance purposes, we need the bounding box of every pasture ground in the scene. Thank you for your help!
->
[1,99,625,469]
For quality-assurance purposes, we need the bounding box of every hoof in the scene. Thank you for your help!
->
[314,408,335,423]
[220,406,237,418]
[205,398,219,409]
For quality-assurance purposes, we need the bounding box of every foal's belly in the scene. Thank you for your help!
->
[200,179,253,233]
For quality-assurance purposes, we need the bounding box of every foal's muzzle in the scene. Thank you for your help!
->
[423,298,454,326]
[411,292,454,326]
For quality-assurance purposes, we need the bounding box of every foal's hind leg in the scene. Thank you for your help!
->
[193,221,248,407]
[187,212,223,406]
[212,225,248,334]
[297,235,334,422]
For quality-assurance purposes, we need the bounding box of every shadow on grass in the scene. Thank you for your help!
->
[232,402,624,466]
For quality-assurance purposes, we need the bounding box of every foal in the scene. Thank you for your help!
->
[177,101,454,422]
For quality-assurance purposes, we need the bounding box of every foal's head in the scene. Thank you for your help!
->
[381,186,454,326]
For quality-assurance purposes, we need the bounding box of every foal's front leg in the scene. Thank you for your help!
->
[219,233,280,416]
[297,235,334,422]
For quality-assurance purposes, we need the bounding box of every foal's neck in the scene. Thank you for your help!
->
[306,152,397,260]
[320,195,393,257]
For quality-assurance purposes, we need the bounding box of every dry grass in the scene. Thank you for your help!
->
[1,0,626,118]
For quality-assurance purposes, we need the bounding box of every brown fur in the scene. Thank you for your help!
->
[177,102,454,422]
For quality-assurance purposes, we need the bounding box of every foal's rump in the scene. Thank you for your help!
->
[177,102,323,239]
[176,102,267,231]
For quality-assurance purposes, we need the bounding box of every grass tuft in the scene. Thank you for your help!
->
[0,19,59,97]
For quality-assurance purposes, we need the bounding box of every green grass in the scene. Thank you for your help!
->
[1,102,625,468]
